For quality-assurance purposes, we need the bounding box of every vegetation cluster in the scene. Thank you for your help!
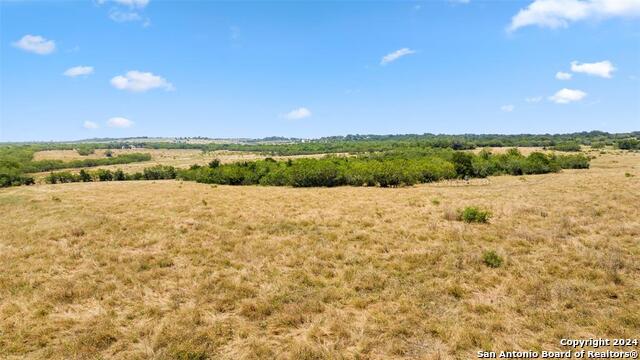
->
[43,148,590,188]
[0,145,151,187]
[2,130,635,188]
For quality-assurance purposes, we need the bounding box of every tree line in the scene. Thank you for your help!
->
[43,149,590,188]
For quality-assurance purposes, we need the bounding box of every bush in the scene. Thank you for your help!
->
[554,154,590,169]
[114,169,126,181]
[143,165,177,180]
[45,171,79,184]
[76,146,95,156]
[459,206,491,223]
[551,142,581,152]
[208,159,221,168]
[0,169,34,187]
[451,152,474,178]
[79,169,92,182]
[482,250,503,268]
[96,169,113,181]
[617,138,640,150]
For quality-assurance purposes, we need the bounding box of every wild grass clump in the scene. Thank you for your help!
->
[482,250,503,268]
[459,206,491,223]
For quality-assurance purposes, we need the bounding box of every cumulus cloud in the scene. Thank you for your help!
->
[110,71,174,92]
[381,48,416,65]
[556,71,572,80]
[107,117,134,128]
[525,96,543,103]
[549,88,587,104]
[508,0,640,32]
[283,107,312,120]
[64,66,94,77]
[571,60,616,78]
[500,104,515,112]
[83,121,99,129]
[12,35,55,55]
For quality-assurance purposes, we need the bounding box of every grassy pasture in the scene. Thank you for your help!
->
[0,152,638,359]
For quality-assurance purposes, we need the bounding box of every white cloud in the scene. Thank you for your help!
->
[98,0,149,8]
[381,48,416,65]
[116,0,149,7]
[549,88,587,104]
[99,0,150,24]
[556,71,572,80]
[107,117,134,128]
[12,35,55,55]
[109,10,142,22]
[525,96,543,103]
[571,60,616,78]
[508,0,640,32]
[283,107,312,120]
[64,66,94,77]
[83,121,99,129]
[110,71,174,92]
[500,104,515,112]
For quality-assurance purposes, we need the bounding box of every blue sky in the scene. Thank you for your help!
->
[1,0,639,141]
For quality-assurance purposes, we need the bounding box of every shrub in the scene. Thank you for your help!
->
[79,169,93,182]
[482,250,503,268]
[208,159,221,168]
[459,206,491,223]
[0,169,34,187]
[617,138,640,150]
[451,152,475,178]
[104,150,113,158]
[143,165,177,180]
[96,169,113,181]
[76,146,95,156]
[114,169,126,181]
[554,154,590,169]
[551,142,581,152]
[45,171,79,184]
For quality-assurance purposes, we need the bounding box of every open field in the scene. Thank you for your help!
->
[1,152,639,359]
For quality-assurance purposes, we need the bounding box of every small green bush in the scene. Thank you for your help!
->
[551,142,581,152]
[459,206,491,223]
[208,159,221,168]
[79,169,92,182]
[482,250,503,268]
[76,146,95,156]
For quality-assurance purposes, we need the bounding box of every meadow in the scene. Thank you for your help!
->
[0,149,638,359]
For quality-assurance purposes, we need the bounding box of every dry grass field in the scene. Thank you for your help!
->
[1,151,638,359]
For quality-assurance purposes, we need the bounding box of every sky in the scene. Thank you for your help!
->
[1,0,639,142]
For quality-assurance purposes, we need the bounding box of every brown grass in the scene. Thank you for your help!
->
[1,152,639,359]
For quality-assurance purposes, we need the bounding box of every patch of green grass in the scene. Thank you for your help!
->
[482,250,503,268]
[459,206,491,223]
